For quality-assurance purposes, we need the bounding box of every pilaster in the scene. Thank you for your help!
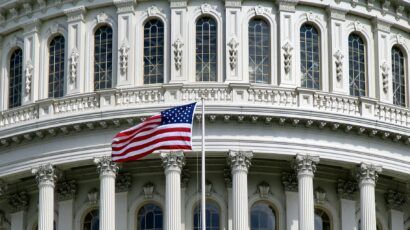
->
[293,154,319,230]
[356,163,382,230]
[32,164,57,230]
[385,189,406,230]
[224,167,233,230]
[277,0,297,88]
[181,166,190,230]
[9,191,29,230]
[57,180,76,230]
[115,174,132,230]
[161,151,185,230]
[114,0,135,88]
[337,179,358,230]
[22,19,41,104]
[94,156,119,230]
[372,18,392,103]
[227,150,253,230]
[64,6,86,95]
[326,7,348,95]
[281,172,298,230]
[224,0,241,82]
[169,0,188,83]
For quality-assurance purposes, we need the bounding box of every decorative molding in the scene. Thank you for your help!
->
[172,38,184,71]
[205,180,214,196]
[350,0,359,8]
[64,6,86,22]
[356,163,382,186]
[351,20,364,32]
[7,36,23,49]
[253,5,271,15]
[394,34,404,45]
[305,11,318,21]
[282,42,293,74]
[24,60,33,95]
[281,172,298,192]
[8,191,29,212]
[314,187,327,204]
[293,154,320,176]
[32,164,57,185]
[160,151,185,171]
[0,180,7,196]
[200,3,216,14]
[227,150,253,172]
[257,181,270,198]
[385,189,407,211]
[181,166,190,188]
[114,0,136,13]
[87,188,99,204]
[395,5,404,21]
[381,0,390,16]
[57,180,77,201]
[334,50,344,82]
[380,61,389,93]
[116,174,132,192]
[96,12,109,24]
[227,37,239,70]
[94,156,119,176]
[337,179,358,200]
[147,6,163,17]
[119,42,130,75]
[224,166,232,188]
[69,48,79,84]
[46,23,63,37]
[143,182,155,199]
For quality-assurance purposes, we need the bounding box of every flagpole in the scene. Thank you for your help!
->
[201,97,206,230]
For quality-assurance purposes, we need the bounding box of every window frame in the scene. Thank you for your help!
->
[136,202,164,230]
[348,32,368,97]
[193,200,221,230]
[47,34,66,98]
[248,17,271,84]
[391,45,407,107]
[250,201,279,230]
[142,18,165,85]
[299,22,321,90]
[8,47,23,109]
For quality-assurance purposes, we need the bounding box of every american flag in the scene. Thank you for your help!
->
[111,103,196,162]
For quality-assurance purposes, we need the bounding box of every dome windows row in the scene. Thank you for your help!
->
[5,16,408,109]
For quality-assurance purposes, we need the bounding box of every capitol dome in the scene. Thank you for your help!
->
[0,0,409,230]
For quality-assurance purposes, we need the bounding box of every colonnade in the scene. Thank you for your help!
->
[27,151,387,230]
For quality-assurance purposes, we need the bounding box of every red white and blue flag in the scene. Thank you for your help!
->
[111,103,196,162]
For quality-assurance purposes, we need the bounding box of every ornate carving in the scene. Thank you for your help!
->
[0,179,7,196]
[94,156,119,176]
[181,166,190,188]
[87,188,99,204]
[305,12,317,21]
[293,154,320,176]
[57,180,77,201]
[224,166,232,188]
[143,182,155,199]
[385,189,406,211]
[314,187,327,204]
[69,48,79,84]
[200,3,215,14]
[32,164,57,185]
[8,191,29,212]
[351,20,363,31]
[395,6,404,20]
[172,38,183,71]
[350,0,359,7]
[395,34,404,45]
[282,42,293,74]
[96,12,109,23]
[9,8,18,20]
[116,174,132,192]
[23,3,32,15]
[227,37,239,70]
[334,50,344,81]
[160,151,185,171]
[337,179,358,199]
[281,172,298,192]
[119,42,130,75]
[356,163,382,186]
[381,0,390,15]
[254,5,270,15]
[147,6,162,16]
[25,60,33,95]
[227,150,253,172]
[257,181,270,198]
[205,180,213,196]
[380,61,389,93]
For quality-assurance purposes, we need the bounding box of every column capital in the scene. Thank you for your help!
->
[57,180,77,201]
[32,164,58,186]
[281,172,298,192]
[337,179,358,200]
[64,6,86,23]
[115,174,132,193]
[293,154,319,176]
[94,156,119,177]
[356,163,382,186]
[384,189,407,211]
[0,179,7,196]
[160,151,185,172]
[227,150,253,173]
[8,191,29,212]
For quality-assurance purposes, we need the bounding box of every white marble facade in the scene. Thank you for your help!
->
[0,0,409,230]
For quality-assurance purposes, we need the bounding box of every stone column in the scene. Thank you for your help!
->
[161,151,185,230]
[227,150,253,230]
[337,179,358,230]
[384,189,406,230]
[356,163,382,230]
[115,174,132,230]
[293,154,319,230]
[281,172,299,230]
[32,164,57,230]
[57,180,77,230]
[94,157,119,230]
[8,191,28,230]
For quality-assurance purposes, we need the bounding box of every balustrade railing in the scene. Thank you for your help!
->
[0,84,409,130]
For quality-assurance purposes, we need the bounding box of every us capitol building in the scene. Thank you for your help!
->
[0,0,409,229]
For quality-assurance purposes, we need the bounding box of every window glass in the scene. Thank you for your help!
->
[196,17,217,82]
[144,19,164,84]
[83,209,99,230]
[348,34,366,96]
[300,24,320,89]
[392,46,406,107]
[137,203,163,230]
[48,35,65,98]
[250,202,276,230]
[9,48,23,108]
[193,201,220,230]
[94,25,113,90]
[314,209,330,230]
[249,18,270,84]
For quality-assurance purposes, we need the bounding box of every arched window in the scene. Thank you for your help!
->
[249,18,270,84]
[314,208,331,230]
[48,35,65,98]
[137,203,163,230]
[193,201,220,230]
[94,25,113,90]
[250,202,277,230]
[144,19,165,84]
[9,48,23,108]
[83,209,99,230]
[392,46,406,107]
[196,16,217,82]
[300,23,320,89]
[348,34,366,97]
